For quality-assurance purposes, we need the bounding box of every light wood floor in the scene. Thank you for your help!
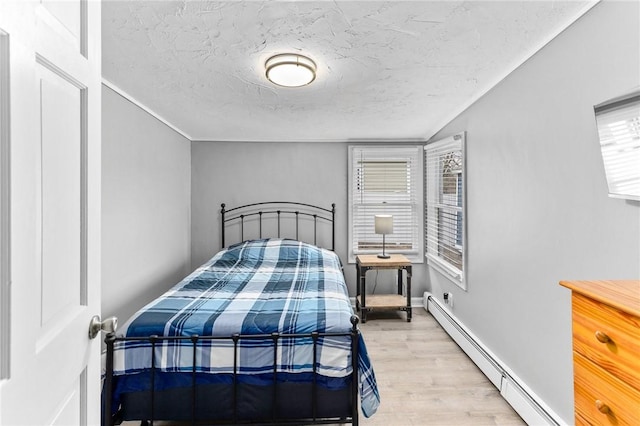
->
[358,308,525,425]
[122,308,525,425]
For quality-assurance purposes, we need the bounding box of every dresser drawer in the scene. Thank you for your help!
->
[574,351,640,425]
[572,293,640,390]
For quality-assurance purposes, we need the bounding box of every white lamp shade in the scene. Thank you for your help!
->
[374,215,393,235]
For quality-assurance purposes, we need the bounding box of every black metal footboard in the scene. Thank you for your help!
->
[103,316,360,426]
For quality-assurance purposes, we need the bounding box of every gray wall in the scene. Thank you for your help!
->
[190,141,428,296]
[428,1,640,422]
[102,85,192,324]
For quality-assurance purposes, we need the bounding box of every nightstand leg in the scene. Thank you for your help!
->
[406,265,412,322]
[356,264,361,312]
[359,265,367,323]
[360,267,365,316]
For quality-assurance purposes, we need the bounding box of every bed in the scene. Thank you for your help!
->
[102,202,380,426]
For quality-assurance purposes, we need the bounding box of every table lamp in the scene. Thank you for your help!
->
[374,215,393,259]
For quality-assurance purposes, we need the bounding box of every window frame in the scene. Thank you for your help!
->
[0,30,10,380]
[424,133,467,289]
[348,145,424,264]
[594,90,640,201]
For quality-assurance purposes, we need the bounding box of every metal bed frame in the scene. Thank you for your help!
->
[103,319,360,426]
[103,202,362,426]
[221,201,336,251]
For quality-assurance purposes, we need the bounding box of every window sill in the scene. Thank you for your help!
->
[426,254,465,290]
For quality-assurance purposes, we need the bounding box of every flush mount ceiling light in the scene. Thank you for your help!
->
[265,54,317,87]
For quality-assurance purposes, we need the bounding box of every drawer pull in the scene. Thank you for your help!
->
[595,400,611,414]
[594,331,611,344]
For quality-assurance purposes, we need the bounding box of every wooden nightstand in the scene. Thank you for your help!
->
[355,254,412,323]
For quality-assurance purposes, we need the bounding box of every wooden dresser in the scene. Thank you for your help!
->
[560,280,640,425]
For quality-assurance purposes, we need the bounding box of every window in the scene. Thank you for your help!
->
[0,30,9,379]
[594,91,640,201]
[348,145,424,263]
[425,133,466,288]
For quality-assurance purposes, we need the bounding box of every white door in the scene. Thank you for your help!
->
[0,1,102,425]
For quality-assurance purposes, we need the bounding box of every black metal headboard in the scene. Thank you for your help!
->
[221,202,336,251]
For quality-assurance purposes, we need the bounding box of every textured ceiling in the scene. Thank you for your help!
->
[102,1,596,142]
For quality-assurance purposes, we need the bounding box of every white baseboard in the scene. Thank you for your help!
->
[423,292,563,426]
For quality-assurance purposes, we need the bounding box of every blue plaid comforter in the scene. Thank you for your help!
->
[113,238,380,417]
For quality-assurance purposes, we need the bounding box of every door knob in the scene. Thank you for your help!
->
[88,315,118,339]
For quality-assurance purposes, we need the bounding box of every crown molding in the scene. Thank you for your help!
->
[101,78,193,141]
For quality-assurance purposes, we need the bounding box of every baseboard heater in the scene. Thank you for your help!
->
[423,293,562,426]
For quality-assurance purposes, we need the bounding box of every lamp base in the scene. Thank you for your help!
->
[377,254,391,259]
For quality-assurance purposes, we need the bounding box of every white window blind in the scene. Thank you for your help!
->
[425,133,466,287]
[348,145,424,262]
[594,91,640,201]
